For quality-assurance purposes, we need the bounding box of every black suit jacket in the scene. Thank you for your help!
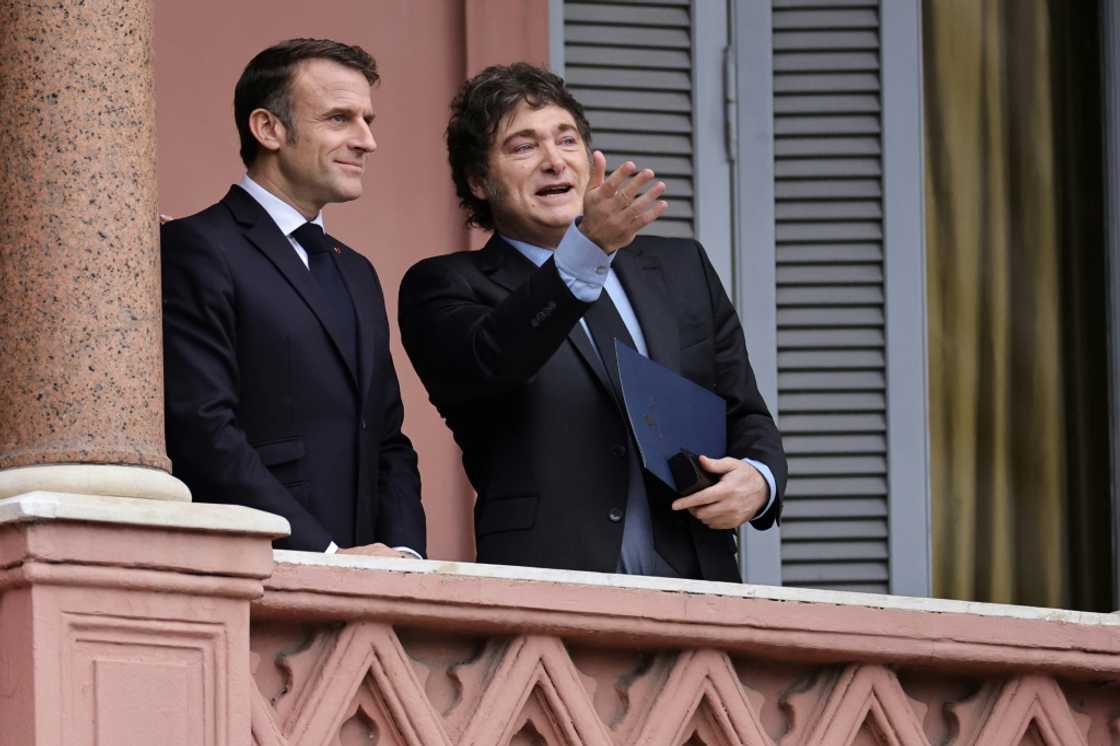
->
[399,233,783,581]
[161,185,425,553]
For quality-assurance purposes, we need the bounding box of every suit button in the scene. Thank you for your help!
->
[611,444,626,457]
[608,507,624,523]
[360,418,367,431]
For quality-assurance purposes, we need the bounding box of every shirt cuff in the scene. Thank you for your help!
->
[325,541,339,554]
[744,458,777,525]
[393,546,422,560]
[554,221,615,302]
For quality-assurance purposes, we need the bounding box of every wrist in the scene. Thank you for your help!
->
[576,220,618,254]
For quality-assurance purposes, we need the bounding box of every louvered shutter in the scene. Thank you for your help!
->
[562,0,695,239]
[771,0,889,593]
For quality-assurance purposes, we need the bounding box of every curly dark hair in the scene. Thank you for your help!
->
[446,63,592,231]
[234,38,379,167]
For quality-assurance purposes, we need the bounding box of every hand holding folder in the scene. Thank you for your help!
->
[614,340,727,495]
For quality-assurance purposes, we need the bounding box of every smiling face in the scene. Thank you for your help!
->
[252,58,377,217]
[472,102,590,249]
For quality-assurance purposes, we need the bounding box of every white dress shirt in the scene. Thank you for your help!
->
[238,174,420,559]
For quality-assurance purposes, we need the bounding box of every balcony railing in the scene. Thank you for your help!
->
[249,552,1120,745]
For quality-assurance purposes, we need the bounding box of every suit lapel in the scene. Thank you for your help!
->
[479,234,617,399]
[222,186,360,390]
[335,246,379,399]
[566,319,616,401]
[613,245,681,374]
[478,232,535,292]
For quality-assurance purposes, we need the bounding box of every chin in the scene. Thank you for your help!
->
[540,205,579,226]
[330,185,363,204]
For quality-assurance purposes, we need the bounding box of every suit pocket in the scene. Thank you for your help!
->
[476,494,539,537]
[254,437,305,485]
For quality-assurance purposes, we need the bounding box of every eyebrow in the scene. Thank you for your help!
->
[323,106,375,124]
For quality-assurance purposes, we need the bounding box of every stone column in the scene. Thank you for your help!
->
[0,0,185,501]
[0,4,290,744]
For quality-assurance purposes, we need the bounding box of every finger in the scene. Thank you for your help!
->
[698,455,741,475]
[627,181,667,214]
[619,168,657,202]
[599,160,636,197]
[689,505,733,530]
[672,484,728,511]
[694,501,746,529]
[626,198,669,233]
[588,150,607,189]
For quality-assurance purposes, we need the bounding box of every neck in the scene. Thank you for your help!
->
[247,163,320,220]
[496,226,563,251]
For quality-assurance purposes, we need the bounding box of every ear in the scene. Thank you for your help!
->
[248,108,286,154]
[467,173,488,202]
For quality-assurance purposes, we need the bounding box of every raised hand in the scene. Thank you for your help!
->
[579,150,667,253]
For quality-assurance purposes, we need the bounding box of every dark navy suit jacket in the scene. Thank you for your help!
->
[399,234,782,581]
[161,185,425,553]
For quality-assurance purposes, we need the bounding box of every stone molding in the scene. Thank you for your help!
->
[258,553,1120,680]
[0,490,287,536]
[0,464,192,502]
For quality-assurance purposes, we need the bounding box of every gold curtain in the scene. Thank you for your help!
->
[924,0,1067,607]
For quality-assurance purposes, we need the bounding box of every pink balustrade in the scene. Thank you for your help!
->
[248,553,1120,746]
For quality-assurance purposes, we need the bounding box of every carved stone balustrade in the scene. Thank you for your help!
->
[250,554,1120,746]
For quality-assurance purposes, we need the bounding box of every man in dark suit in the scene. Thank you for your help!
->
[162,39,425,557]
[399,64,784,581]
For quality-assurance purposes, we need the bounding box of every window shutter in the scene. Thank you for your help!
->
[771,0,889,593]
[563,0,696,239]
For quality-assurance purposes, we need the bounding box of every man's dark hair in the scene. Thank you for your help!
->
[446,63,592,231]
[234,38,379,167]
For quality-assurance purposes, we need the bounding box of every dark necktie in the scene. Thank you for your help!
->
[583,291,693,578]
[291,222,359,377]
[582,291,636,401]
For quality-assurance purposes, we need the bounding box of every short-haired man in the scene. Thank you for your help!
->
[399,64,784,581]
[162,39,425,557]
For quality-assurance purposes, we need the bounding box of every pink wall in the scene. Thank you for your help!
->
[153,1,548,560]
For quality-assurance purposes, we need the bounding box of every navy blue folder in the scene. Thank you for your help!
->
[614,339,727,489]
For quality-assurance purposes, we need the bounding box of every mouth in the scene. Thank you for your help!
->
[534,183,575,201]
[336,161,364,174]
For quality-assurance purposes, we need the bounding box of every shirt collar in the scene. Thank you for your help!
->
[501,234,554,268]
[238,174,325,237]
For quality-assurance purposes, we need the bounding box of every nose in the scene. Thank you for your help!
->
[355,120,377,153]
[539,140,565,174]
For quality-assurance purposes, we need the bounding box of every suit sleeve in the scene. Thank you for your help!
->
[161,220,334,550]
[398,255,590,408]
[360,263,426,555]
[695,241,787,528]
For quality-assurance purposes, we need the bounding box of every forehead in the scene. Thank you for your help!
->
[290,58,373,110]
[495,101,579,140]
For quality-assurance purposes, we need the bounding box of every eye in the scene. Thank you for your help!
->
[329,114,347,124]
[512,142,534,153]
[559,135,578,146]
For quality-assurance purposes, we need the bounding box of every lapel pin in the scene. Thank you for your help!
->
[334,246,341,255]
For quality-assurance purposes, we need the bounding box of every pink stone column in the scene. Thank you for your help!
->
[0,0,185,500]
[0,4,291,745]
